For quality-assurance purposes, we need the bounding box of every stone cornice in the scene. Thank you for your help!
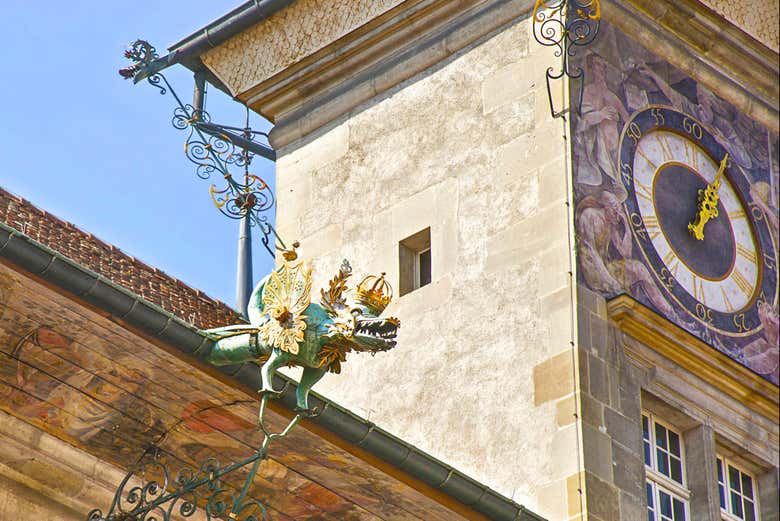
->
[608,295,779,424]
[195,0,778,147]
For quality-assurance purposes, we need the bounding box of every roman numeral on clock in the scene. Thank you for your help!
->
[655,134,674,161]
[732,269,754,298]
[636,182,653,202]
[720,287,735,313]
[736,244,756,264]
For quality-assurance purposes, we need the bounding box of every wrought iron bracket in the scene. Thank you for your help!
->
[120,40,286,259]
[532,0,601,118]
[86,394,311,521]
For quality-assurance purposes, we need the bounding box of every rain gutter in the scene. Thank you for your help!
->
[0,221,545,521]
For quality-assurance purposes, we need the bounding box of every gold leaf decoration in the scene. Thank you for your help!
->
[320,259,352,316]
[257,261,312,354]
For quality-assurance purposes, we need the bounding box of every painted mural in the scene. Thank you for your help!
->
[571,22,780,384]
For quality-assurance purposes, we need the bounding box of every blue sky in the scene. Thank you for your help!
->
[0,1,275,309]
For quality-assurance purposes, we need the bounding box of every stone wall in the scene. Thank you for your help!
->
[274,13,581,518]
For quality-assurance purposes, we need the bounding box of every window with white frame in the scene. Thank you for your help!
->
[643,412,690,521]
[717,456,760,521]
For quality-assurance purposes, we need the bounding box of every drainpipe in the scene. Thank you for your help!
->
[236,213,253,319]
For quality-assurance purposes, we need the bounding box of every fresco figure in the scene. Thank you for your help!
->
[576,190,674,317]
[575,53,629,189]
[637,64,754,169]
[742,300,780,382]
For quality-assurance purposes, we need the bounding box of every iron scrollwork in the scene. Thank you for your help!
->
[86,393,308,521]
[86,453,268,521]
[532,0,601,118]
[120,40,287,258]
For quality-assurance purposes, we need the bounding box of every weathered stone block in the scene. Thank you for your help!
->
[582,422,613,483]
[588,354,610,404]
[589,313,609,361]
[482,61,536,115]
[298,223,343,261]
[277,120,350,176]
[551,423,580,479]
[618,490,645,521]
[276,169,312,227]
[536,479,568,520]
[577,306,592,351]
[604,407,642,455]
[538,242,571,298]
[538,155,568,208]
[566,472,584,517]
[611,441,644,498]
[580,391,604,429]
[555,393,577,427]
[534,350,574,406]
[759,469,779,521]
[585,471,620,521]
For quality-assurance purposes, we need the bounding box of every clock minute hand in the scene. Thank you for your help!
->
[688,153,729,241]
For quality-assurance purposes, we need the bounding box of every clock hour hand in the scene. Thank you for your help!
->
[688,153,729,241]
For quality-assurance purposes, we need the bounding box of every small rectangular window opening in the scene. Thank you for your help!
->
[399,228,431,296]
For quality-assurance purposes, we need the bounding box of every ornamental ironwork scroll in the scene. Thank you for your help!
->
[85,393,303,521]
[532,0,601,118]
[119,40,286,258]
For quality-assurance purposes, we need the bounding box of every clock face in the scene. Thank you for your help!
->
[620,107,778,336]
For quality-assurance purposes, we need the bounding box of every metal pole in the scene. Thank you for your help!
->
[192,69,253,318]
[236,213,253,318]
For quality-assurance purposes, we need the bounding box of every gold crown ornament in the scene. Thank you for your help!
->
[355,272,393,313]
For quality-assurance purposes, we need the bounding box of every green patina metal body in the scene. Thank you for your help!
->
[204,260,399,413]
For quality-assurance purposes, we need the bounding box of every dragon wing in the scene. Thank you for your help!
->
[257,261,312,354]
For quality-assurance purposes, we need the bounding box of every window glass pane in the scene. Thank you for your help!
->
[644,440,652,467]
[418,249,431,287]
[729,465,742,492]
[732,491,743,518]
[717,458,724,481]
[670,457,682,484]
[643,415,650,438]
[744,499,756,521]
[668,431,681,457]
[647,483,655,521]
[718,482,725,510]
[672,498,685,521]
[656,424,668,449]
[660,490,672,517]
[741,473,753,500]
[657,449,669,476]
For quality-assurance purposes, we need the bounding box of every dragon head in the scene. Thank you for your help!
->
[321,263,399,353]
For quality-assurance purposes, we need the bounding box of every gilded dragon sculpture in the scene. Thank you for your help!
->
[204,257,400,415]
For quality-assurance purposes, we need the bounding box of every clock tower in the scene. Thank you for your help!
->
[175,0,779,519]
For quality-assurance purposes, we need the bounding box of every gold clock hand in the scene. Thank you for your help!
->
[688,153,729,241]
